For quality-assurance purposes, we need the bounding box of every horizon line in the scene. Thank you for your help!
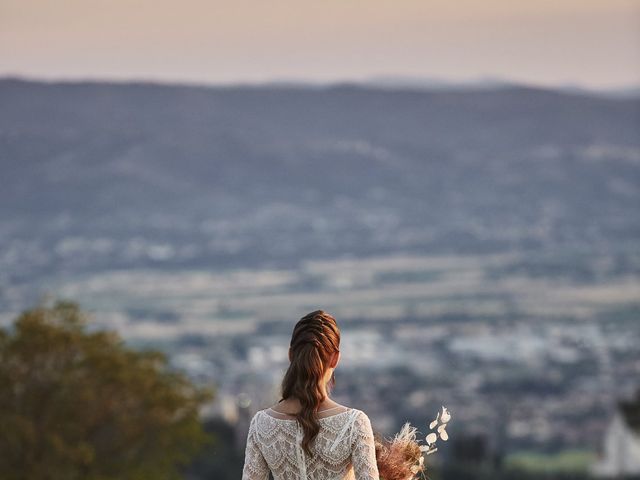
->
[1,72,639,96]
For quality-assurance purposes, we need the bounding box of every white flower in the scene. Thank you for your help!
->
[440,406,451,423]
[425,433,438,445]
[429,411,440,429]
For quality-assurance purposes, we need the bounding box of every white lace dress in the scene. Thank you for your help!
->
[241,407,380,480]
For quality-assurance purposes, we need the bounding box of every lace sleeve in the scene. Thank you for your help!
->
[350,410,380,480]
[241,412,270,480]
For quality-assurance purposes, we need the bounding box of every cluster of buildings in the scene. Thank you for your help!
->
[167,312,640,474]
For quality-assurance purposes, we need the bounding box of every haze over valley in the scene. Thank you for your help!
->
[1,78,639,455]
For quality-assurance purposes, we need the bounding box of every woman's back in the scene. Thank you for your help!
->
[242,406,379,480]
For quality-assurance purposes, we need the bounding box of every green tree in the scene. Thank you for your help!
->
[0,300,213,480]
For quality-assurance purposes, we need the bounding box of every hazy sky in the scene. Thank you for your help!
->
[2,0,639,88]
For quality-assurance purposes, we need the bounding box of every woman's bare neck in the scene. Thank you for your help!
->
[271,397,343,415]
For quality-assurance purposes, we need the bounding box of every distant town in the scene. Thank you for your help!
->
[3,249,636,458]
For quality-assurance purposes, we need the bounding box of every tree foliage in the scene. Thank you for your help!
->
[0,300,213,480]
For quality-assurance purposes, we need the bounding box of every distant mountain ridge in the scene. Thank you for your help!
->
[0,77,638,309]
[4,75,638,97]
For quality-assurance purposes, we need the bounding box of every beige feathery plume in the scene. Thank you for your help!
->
[375,406,452,480]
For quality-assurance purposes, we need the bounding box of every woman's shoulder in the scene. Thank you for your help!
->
[331,405,372,428]
[341,406,368,418]
[247,408,281,433]
[248,408,273,426]
[348,408,374,433]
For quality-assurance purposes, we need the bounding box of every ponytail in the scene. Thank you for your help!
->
[281,310,340,456]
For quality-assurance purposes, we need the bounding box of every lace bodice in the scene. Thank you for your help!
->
[242,407,379,480]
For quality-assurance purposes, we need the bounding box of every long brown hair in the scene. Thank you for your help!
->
[281,310,340,455]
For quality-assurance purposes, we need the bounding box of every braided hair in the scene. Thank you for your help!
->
[281,310,341,455]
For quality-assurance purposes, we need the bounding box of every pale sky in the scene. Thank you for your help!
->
[1,0,639,89]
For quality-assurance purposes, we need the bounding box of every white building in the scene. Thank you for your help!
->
[592,394,640,477]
